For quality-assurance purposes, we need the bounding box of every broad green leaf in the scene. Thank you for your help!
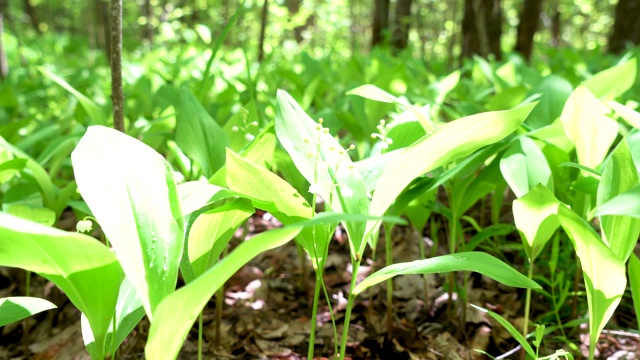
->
[512,184,561,262]
[367,103,537,237]
[353,150,400,193]
[177,181,233,216]
[346,84,402,104]
[38,67,108,126]
[188,198,254,277]
[4,204,56,226]
[0,297,56,327]
[597,139,640,262]
[500,136,553,198]
[146,226,302,360]
[471,304,536,359]
[72,125,184,320]
[225,149,330,259]
[275,90,369,255]
[0,212,123,360]
[525,74,573,129]
[605,100,640,130]
[82,277,145,358]
[175,88,229,178]
[354,252,540,296]
[558,206,626,360]
[629,255,640,331]
[0,136,58,215]
[594,185,640,218]
[583,58,637,99]
[560,86,618,171]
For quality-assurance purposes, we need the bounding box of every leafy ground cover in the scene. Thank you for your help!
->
[1,23,640,360]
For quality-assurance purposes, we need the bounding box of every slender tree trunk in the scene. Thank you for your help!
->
[96,0,111,60]
[142,0,154,47]
[391,0,413,52]
[23,0,41,34]
[608,0,640,54]
[514,0,542,62]
[110,0,124,133]
[550,9,561,47]
[461,0,502,60]
[257,0,269,62]
[371,0,389,47]
[0,14,8,81]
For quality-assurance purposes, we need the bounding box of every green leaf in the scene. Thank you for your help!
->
[471,304,536,359]
[594,185,640,219]
[500,136,553,198]
[558,206,626,360]
[353,252,540,296]
[512,184,561,263]
[346,84,402,104]
[38,67,107,126]
[4,204,56,226]
[188,199,254,277]
[177,181,233,216]
[145,226,302,360]
[561,86,618,172]
[629,255,640,331]
[353,150,400,193]
[225,148,331,260]
[175,88,229,178]
[605,100,640,130]
[525,74,573,129]
[0,297,56,327]
[367,103,537,237]
[0,212,123,360]
[597,139,640,262]
[583,58,637,99]
[72,125,184,320]
[275,90,370,255]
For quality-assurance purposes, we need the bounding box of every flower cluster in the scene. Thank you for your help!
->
[231,120,259,142]
[371,119,394,149]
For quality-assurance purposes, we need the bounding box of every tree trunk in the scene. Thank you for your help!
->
[371,0,389,47]
[0,14,8,80]
[461,0,502,60]
[96,0,111,60]
[23,0,40,34]
[608,0,640,54]
[257,0,269,62]
[514,0,542,62]
[391,0,412,52]
[142,0,154,47]
[110,0,125,133]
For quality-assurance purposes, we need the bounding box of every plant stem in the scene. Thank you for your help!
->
[198,311,203,360]
[338,259,360,359]
[447,211,459,318]
[523,262,534,337]
[110,0,124,133]
[384,222,394,339]
[308,267,322,360]
[215,286,223,347]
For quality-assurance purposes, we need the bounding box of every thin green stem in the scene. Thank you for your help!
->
[308,269,322,360]
[338,259,360,359]
[447,211,459,318]
[523,262,534,337]
[384,223,394,339]
[198,311,203,360]
[320,272,339,356]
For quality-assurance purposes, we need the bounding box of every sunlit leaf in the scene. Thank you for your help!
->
[354,252,540,296]
[0,296,56,327]
[146,226,302,360]
[500,136,553,198]
[583,59,637,99]
[72,125,184,320]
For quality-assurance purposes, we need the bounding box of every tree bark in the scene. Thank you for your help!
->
[0,14,8,80]
[608,0,640,54]
[461,0,502,60]
[23,0,40,34]
[371,0,389,47]
[142,0,154,47]
[257,0,269,62]
[391,0,412,52]
[110,0,124,133]
[514,0,543,62]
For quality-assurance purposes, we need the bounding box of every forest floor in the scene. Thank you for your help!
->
[1,211,639,360]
